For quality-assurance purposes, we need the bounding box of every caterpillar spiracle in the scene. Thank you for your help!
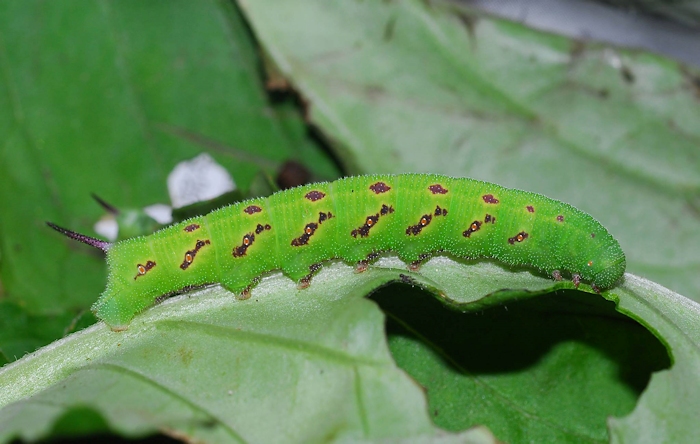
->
[48,174,626,331]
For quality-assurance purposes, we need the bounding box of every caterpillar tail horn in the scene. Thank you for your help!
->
[46,222,112,252]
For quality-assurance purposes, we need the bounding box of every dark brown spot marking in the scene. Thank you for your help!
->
[369,182,391,194]
[434,205,448,216]
[290,213,331,246]
[244,205,262,215]
[406,214,432,236]
[526,206,534,213]
[184,224,200,232]
[591,233,596,238]
[484,214,495,224]
[233,225,271,258]
[428,184,449,194]
[351,205,393,238]
[180,239,211,270]
[482,194,499,204]
[318,211,334,223]
[462,220,482,238]
[352,214,379,238]
[508,231,529,244]
[557,215,565,222]
[365,252,380,262]
[305,190,326,202]
[291,223,318,247]
[233,234,254,257]
[134,260,156,280]
[407,206,447,236]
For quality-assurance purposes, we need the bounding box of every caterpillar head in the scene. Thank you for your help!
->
[588,246,627,290]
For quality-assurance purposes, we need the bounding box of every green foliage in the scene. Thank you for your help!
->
[0,0,698,443]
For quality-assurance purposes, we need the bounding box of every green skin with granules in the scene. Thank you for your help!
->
[57,174,626,331]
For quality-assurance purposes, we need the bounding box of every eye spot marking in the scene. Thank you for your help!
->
[180,239,211,270]
[291,223,318,247]
[406,206,447,236]
[482,194,499,204]
[369,182,391,194]
[291,212,332,247]
[233,224,271,258]
[244,205,262,215]
[305,190,326,202]
[428,184,448,194]
[588,261,593,267]
[134,260,156,280]
[406,214,432,236]
[526,206,535,213]
[462,220,482,238]
[508,231,529,244]
[557,215,565,222]
[184,224,200,232]
[233,234,254,257]
[351,205,393,238]
[352,215,379,238]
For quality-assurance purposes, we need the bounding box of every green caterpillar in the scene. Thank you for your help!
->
[48,174,626,331]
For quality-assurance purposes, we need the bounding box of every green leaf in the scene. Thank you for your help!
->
[0,262,694,443]
[1,0,698,442]
[0,260,515,443]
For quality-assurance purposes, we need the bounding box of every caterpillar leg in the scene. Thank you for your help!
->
[236,278,259,300]
[297,263,323,290]
[572,273,581,288]
[408,261,422,272]
[355,252,381,273]
[552,270,562,281]
[355,261,369,273]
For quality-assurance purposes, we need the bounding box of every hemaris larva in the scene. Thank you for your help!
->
[48,174,626,331]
